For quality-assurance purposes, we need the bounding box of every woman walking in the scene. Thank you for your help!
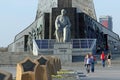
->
[84,54,91,73]
[107,53,112,67]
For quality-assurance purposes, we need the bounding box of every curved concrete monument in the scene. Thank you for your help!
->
[8,0,97,52]
[55,9,71,42]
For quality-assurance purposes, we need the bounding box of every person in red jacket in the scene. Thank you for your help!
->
[100,51,106,67]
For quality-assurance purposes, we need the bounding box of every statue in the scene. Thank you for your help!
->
[27,32,33,51]
[55,9,71,42]
[32,27,36,39]
[37,25,43,39]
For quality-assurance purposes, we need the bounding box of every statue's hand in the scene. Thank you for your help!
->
[56,24,61,30]
[65,25,70,29]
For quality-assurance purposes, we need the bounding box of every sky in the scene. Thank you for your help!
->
[0,0,120,47]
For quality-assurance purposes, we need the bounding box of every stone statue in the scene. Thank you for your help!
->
[36,27,39,39]
[32,27,36,39]
[27,32,33,51]
[55,9,71,42]
[37,25,43,39]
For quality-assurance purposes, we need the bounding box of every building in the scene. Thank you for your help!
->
[99,16,113,31]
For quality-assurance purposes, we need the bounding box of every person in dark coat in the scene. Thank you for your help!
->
[90,54,96,72]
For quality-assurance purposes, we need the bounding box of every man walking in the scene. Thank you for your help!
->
[100,51,106,67]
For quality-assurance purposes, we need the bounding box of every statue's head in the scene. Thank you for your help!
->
[61,9,66,16]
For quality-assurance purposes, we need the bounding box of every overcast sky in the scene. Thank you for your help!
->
[0,0,120,47]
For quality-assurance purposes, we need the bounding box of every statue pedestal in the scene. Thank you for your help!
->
[53,42,72,63]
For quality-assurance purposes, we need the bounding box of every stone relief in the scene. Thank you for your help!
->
[27,25,43,51]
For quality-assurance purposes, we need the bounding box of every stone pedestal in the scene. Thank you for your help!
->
[46,56,58,75]
[16,57,41,80]
[35,56,52,80]
[0,70,12,80]
[54,56,61,71]
[54,42,72,63]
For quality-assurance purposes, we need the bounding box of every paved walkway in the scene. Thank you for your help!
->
[0,63,120,80]
[80,67,120,80]
[81,70,120,80]
[63,63,120,80]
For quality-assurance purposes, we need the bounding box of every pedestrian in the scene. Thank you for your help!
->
[84,54,87,67]
[100,51,106,67]
[107,52,112,67]
[84,54,91,73]
[90,54,96,72]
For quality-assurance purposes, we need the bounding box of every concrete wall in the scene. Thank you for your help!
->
[72,0,96,19]
[58,0,72,8]
[36,0,58,19]
[8,42,15,52]
[36,0,96,19]
[8,35,27,52]
[0,47,8,52]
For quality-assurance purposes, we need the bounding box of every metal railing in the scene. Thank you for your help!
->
[35,39,96,49]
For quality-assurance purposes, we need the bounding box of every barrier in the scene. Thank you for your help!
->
[0,70,12,80]
[16,57,41,80]
[35,56,52,80]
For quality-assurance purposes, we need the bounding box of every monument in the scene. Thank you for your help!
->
[8,0,120,57]
[8,0,97,52]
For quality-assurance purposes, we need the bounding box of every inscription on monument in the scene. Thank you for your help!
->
[54,43,72,54]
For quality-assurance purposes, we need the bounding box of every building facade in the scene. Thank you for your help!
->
[79,13,120,54]
[99,16,113,31]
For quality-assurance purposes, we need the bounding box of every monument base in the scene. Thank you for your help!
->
[53,42,72,63]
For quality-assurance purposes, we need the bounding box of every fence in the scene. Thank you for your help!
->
[34,39,96,55]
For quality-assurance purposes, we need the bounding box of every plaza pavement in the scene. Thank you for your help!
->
[0,61,120,80]
[63,63,120,80]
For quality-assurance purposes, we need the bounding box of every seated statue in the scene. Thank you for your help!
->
[55,9,71,42]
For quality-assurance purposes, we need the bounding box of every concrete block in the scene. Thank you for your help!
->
[16,57,41,80]
[46,56,58,75]
[0,70,12,80]
[35,56,52,80]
